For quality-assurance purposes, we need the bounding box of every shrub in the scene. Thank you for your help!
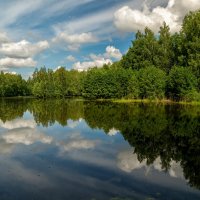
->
[167,66,198,101]
[138,66,167,99]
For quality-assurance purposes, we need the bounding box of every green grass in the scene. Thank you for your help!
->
[95,98,200,106]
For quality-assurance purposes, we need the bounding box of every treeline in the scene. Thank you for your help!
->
[29,67,84,98]
[0,10,200,101]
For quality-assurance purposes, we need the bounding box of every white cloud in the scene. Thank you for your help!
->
[66,55,76,62]
[117,149,183,178]
[0,57,36,69]
[105,46,122,60]
[52,32,98,51]
[58,132,97,152]
[54,32,97,44]
[73,45,121,71]
[61,139,96,152]
[2,127,53,145]
[51,0,142,41]
[0,39,48,70]
[73,58,112,72]
[114,0,200,33]
[0,119,36,129]
[108,128,119,136]
[117,150,146,172]
[0,40,49,58]
[53,66,63,72]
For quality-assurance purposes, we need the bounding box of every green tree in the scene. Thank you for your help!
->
[181,10,200,79]
[121,28,159,70]
[138,66,166,99]
[157,22,174,73]
[127,72,139,99]
[167,66,198,100]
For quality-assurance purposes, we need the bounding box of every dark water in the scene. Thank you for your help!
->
[0,99,200,200]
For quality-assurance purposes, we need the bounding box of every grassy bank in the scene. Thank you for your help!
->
[97,98,200,106]
[2,96,200,106]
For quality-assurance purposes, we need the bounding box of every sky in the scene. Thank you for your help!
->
[0,0,200,78]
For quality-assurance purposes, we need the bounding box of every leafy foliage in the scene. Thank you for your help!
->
[167,66,198,100]
[138,66,166,99]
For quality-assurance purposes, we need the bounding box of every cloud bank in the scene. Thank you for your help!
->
[114,0,200,33]
[73,45,122,71]
[0,34,49,70]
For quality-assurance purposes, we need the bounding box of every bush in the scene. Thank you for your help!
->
[182,89,200,102]
[167,66,198,101]
[127,72,139,99]
[138,66,167,99]
[83,66,133,99]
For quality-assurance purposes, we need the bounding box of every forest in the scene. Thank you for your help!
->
[0,10,200,102]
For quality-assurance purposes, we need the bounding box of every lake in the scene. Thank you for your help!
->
[0,99,199,200]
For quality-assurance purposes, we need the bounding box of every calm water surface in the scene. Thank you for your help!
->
[0,99,199,200]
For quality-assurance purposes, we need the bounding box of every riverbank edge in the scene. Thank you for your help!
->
[2,96,200,105]
[97,98,200,106]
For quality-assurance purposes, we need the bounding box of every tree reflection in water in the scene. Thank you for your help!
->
[0,99,199,190]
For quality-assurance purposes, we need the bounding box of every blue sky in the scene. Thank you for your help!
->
[0,0,199,78]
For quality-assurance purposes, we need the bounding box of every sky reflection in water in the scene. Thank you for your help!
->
[0,99,199,200]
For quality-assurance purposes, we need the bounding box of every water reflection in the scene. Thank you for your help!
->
[0,99,199,199]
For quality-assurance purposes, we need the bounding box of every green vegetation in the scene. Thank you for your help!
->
[1,10,200,102]
[0,72,30,97]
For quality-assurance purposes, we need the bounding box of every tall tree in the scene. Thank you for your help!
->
[157,22,174,73]
[122,27,159,70]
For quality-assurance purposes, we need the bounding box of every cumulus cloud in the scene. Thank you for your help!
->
[73,45,121,71]
[0,39,49,70]
[117,150,146,172]
[153,157,183,178]
[0,40,49,58]
[105,46,122,60]
[0,57,36,69]
[73,58,112,72]
[2,128,53,145]
[0,119,36,129]
[53,32,98,51]
[114,0,200,33]
[117,149,183,178]
[66,55,76,62]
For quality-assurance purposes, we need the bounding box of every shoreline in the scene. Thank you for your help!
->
[1,96,200,106]
[97,98,200,106]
